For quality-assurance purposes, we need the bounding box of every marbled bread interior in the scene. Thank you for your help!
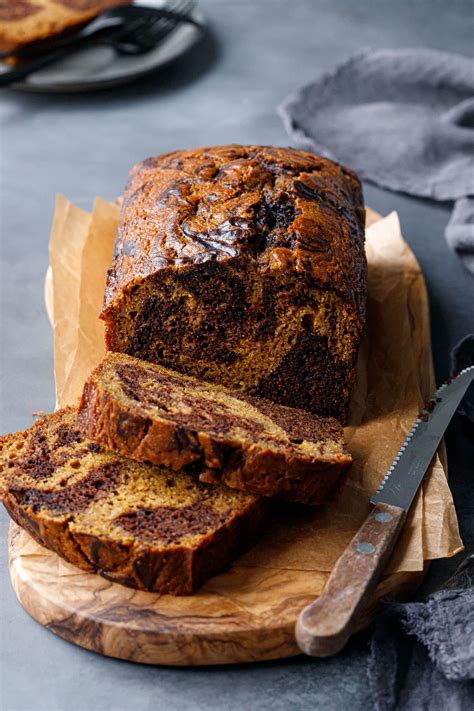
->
[102,145,367,422]
[78,352,352,505]
[0,408,265,594]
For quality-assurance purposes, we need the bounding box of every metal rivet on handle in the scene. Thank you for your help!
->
[374,512,393,523]
[356,542,376,555]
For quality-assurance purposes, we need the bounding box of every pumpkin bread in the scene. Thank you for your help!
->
[78,352,352,505]
[101,145,367,422]
[0,408,265,594]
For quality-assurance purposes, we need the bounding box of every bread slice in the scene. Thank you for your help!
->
[0,408,265,594]
[0,0,131,54]
[78,352,353,505]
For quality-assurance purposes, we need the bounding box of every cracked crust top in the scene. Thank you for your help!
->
[103,145,366,317]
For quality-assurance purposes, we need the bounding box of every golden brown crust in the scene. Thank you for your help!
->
[101,145,367,422]
[77,353,352,506]
[0,0,131,52]
[0,408,266,594]
[103,145,366,315]
[2,489,97,571]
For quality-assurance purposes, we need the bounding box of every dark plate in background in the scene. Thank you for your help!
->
[5,0,205,93]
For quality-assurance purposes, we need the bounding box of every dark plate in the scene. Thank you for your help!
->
[5,1,204,93]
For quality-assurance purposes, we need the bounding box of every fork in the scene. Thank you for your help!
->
[111,0,197,55]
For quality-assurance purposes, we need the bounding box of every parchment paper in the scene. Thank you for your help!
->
[47,195,463,575]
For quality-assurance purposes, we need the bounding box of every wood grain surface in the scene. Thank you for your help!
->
[6,208,436,665]
[9,523,423,665]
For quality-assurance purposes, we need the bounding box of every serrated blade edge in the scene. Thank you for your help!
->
[371,366,474,509]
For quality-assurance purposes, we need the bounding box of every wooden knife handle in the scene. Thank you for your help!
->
[295,502,406,657]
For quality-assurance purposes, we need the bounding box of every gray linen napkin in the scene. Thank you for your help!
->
[368,556,474,711]
[279,48,474,273]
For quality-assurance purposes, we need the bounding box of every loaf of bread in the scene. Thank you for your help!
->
[78,352,352,505]
[102,145,367,422]
[0,0,130,53]
[0,408,265,594]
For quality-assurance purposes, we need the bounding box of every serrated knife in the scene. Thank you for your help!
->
[296,366,474,657]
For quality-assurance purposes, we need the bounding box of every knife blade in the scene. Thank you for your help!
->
[295,365,473,658]
[371,365,474,510]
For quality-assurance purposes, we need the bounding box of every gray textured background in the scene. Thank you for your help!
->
[1,1,473,709]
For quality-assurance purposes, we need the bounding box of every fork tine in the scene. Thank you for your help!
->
[129,1,195,45]
[111,0,197,55]
[147,0,193,31]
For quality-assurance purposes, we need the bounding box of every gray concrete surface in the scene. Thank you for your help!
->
[1,1,473,709]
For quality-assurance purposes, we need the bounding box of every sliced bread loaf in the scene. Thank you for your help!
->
[0,408,265,594]
[78,352,352,505]
[101,146,367,423]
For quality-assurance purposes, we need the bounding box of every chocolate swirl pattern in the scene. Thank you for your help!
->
[102,146,367,422]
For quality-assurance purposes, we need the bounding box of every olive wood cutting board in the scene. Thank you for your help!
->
[9,523,423,665]
[7,208,438,665]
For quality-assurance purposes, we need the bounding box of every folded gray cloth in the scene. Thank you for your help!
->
[279,48,474,273]
[368,556,474,711]
[446,199,474,273]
